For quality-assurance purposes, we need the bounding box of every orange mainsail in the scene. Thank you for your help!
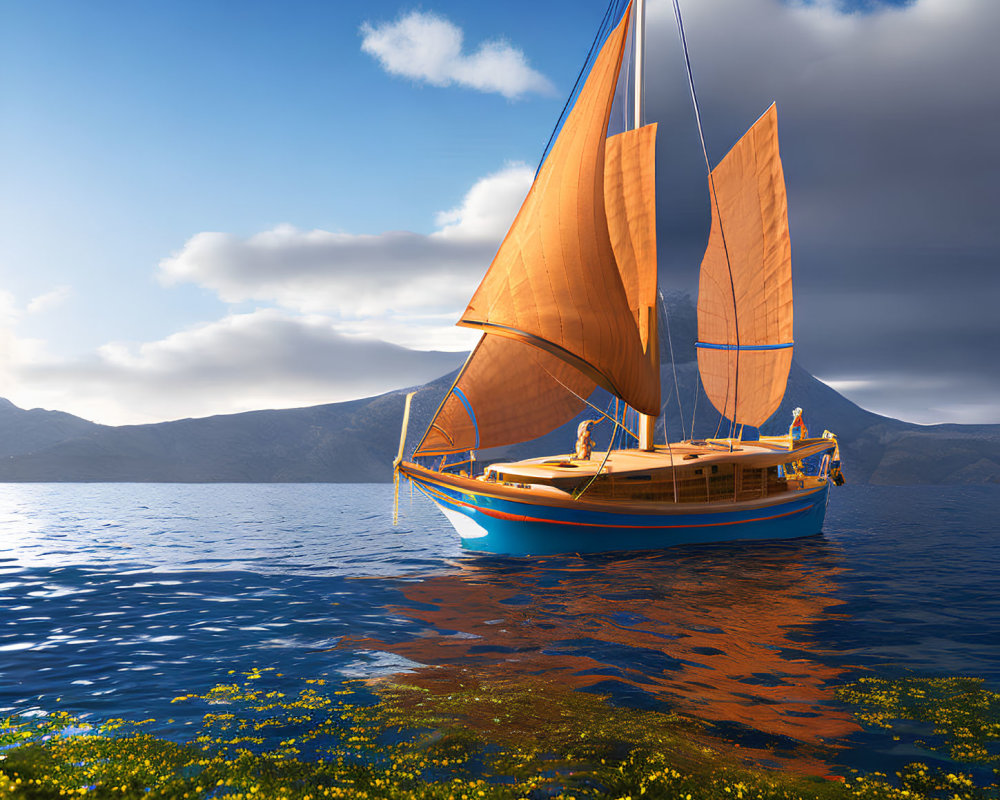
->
[415,2,660,457]
[458,5,660,417]
[696,104,793,429]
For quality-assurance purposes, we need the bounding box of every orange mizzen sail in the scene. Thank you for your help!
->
[697,104,793,429]
[458,5,660,417]
[413,335,596,457]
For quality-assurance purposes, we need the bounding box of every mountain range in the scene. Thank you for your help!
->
[0,295,996,485]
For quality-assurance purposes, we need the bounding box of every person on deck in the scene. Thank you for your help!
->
[575,419,600,460]
[789,407,808,440]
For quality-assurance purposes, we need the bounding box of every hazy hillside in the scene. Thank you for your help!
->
[0,390,436,483]
[0,398,102,458]
[0,295,995,485]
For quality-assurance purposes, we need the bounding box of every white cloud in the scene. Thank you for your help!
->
[816,377,876,394]
[159,225,486,320]
[434,162,533,240]
[360,11,554,99]
[816,370,1000,425]
[0,165,531,425]
[12,310,465,425]
[0,292,67,413]
[26,285,71,314]
[0,288,67,366]
[159,163,532,348]
[0,290,20,328]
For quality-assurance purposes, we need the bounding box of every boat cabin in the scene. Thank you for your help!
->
[483,438,833,504]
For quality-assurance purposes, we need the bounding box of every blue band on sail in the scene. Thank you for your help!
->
[451,387,479,450]
[695,342,794,351]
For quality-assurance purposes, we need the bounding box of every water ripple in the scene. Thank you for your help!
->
[0,483,997,775]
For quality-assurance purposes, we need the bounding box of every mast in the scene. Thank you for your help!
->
[634,0,658,451]
[633,0,645,130]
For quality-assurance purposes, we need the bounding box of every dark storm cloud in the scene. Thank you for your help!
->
[644,0,1000,423]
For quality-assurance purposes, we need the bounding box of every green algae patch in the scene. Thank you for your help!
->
[836,677,1000,764]
[1,670,999,799]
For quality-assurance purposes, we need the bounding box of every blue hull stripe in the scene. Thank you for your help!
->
[696,342,794,351]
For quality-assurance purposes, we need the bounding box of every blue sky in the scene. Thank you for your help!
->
[1,1,591,350]
[1,0,996,426]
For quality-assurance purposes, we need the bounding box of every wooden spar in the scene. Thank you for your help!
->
[393,391,417,526]
[394,392,417,468]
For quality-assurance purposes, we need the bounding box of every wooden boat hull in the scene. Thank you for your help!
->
[400,461,830,556]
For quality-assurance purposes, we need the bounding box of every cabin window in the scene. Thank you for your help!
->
[706,463,735,501]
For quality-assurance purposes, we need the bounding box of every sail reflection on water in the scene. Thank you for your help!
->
[340,539,859,758]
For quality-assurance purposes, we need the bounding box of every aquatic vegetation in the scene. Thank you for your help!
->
[836,677,1000,763]
[1,670,999,799]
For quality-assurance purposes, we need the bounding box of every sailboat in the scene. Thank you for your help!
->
[395,0,844,556]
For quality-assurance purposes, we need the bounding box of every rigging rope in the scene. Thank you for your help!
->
[658,290,686,441]
[690,370,700,437]
[671,0,710,170]
[712,397,727,440]
[672,0,740,440]
[619,17,634,136]
[534,357,638,442]
[537,0,631,174]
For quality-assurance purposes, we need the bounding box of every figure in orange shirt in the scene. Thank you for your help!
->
[789,407,808,440]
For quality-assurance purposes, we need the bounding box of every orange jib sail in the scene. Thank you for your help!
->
[414,335,595,457]
[458,5,660,417]
[697,104,793,429]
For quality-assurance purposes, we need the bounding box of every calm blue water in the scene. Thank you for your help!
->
[0,483,998,775]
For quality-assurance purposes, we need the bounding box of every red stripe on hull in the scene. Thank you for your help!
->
[413,478,814,530]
